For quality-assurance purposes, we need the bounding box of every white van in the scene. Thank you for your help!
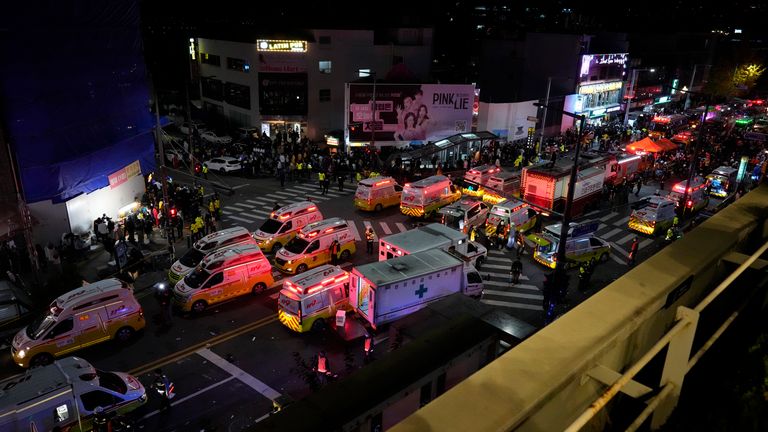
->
[668,177,710,213]
[354,176,403,211]
[0,357,147,432]
[253,201,323,253]
[274,218,357,274]
[174,244,274,314]
[277,265,350,333]
[438,198,490,231]
[168,226,256,285]
[11,279,144,368]
[400,175,461,217]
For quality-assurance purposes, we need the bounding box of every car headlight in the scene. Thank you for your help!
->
[17,349,26,359]
[287,260,293,264]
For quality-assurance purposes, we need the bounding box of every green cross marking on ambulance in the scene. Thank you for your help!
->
[415,284,428,298]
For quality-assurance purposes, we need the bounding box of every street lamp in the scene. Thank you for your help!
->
[623,68,656,126]
[534,102,586,290]
[670,84,711,216]
[540,76,573,143]
[684,64,711,111]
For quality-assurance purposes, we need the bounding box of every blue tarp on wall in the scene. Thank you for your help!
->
[0,0,156,203]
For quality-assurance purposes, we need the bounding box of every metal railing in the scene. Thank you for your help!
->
[564,238,768,432]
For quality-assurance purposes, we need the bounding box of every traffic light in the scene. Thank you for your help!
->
[169,207,177,218]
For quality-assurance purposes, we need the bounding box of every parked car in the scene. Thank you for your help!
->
[205,156,242,173]
[178,121,205,135]
[201,131,233,144]
[0,277,34,340]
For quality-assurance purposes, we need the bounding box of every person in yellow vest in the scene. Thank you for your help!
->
[355,171,363,183]
[202,163,209,179]
[214,196,221,220]
[190,219,199,241]
[208,199,215,217]
[296,161,303,183]
[559,142,565,153]
[318,171,326,195]
[195,215,205,237]
[514,155,523,169]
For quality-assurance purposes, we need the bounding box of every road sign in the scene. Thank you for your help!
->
[527,116,539,123]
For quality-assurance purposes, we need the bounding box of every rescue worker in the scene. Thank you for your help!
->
[208,198,215,218]
[214,195,221,220]
[469,225,477,242]
[156,283,173,327]
[337,172,345,191]
[195,215,205,237]
[672,215,679,227]
[665,226,676,243]
[318,171,326,194]
[153,368,174,411]
[510,257,523,285]
[296,161,304,182]
[365,227,376,255]
[202,163,209,179]
[578,259,595,292]
[627,237,639,266]
[189,219,199,242]
[330,239,341,265]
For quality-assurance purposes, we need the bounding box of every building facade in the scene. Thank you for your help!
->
[196,29,432,142]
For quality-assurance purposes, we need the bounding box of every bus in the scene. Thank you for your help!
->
[648,114,688,139]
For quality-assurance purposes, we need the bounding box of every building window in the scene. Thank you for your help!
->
[201,77,223,101]
[319,36,331,44]
[200,53,221,66]
[358,68,372,78]
[319,89,331,102]
[224,82,251,109]
[319,60,332,74]
[227,57,250,72]
[393,55,404,65]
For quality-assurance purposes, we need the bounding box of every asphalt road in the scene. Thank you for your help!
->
[0,169,708,431]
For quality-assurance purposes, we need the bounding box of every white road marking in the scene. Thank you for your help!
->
[482,280,535,289]
[615,215,631,226]
[395,223,407,232]
[248,209,270,217]
[480,299,541,311]
[597,223,607,231]
[379,222,392,234]
[600,228,623,240]
[347,220,361,241]
[639,238,654,249]
[485,256,510,263]
[611,254,626,265]
[481,263,513,270]
[227,215,258,223]
[599,211,619,222]
[611,243,629,257]
[304,193,330,201]
[292,185,318,192]
[232,184,250,190]
[363,221,373,232]
[487,249,509,257]
[226,203,252,211]
[615,233,636,245]
[245,198,272,205]
[139,376,237,421]
[483,289,543,300]
[197,348,281,399]
[270,191,297,198]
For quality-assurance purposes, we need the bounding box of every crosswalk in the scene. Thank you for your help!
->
[591,211,657,264]
[479,248,543,312]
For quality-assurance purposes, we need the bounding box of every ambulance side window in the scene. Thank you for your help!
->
[80,390,120,411]
[395,185,403,192]
[306,240,319,253]
[204,272,224,288]
[47,317,73,339]
[278,221,293,233]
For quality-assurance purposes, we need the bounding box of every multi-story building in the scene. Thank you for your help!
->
[195,29,432,142]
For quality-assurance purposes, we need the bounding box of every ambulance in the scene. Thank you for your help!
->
[0,357,147,432]
[379,223,487,269]
[628,196,677,235]
[485,199,538,237]
[277,265,350,333]
[483,170,521,204]
[274,217,356,275]
[400,175,462,217]
[353,176,403,211]
[168,226,256,285]
[11,279,144,368]
[438,198,490,231]
[667,176,710,214]
[529,221,610,269]
[706,166,738,197]
[173,244,273,314]
[462,164,501,197]
[253,201,323,253]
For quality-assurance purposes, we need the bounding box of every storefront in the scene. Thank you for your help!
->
[572,53,628,125]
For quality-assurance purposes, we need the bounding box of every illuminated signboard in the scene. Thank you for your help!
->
[257,39,307,53]
[578,81,623,95]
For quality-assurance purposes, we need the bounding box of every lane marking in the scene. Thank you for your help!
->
[483,289,543,300]
[487,249,508,257]
[245,198,273,205]
[197,348,281,400]
[639,238,654,249]
[292,185,317,192]
[379,222,392,234]
[226,204,253,211]
[597,223,607,231]
[232,184,250,190]
[599,212,619,222]
[480,299,541,311]
[611,254,626,265]
[615,215,631,226]
[227,215,258,223]
[610,243,629,258]
[481,263,513,270]
[304,193,330,201]
[395,223,407,232]
[482,280,536,289]
[347,220,361,241]
[138,376,237,421]
[615,233,636,245]
[485,256,510,263]
[600,228,623,240]
[270,191,296,198]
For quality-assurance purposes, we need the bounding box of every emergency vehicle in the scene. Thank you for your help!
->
[604,153,642,185]
[349,249,483,329]
[379,223,487,268]
[274,217,356,274]
[628,196,678,235]
[706,166,738,197]
[0,357,147,432]
[483,170,521,203]
[168,226,256,284]
[521,162,605,217]
[354,176,403,211]
[11,279,144,368]
[277,265,350,333]
[462,164,501,197]
[485,199,538,237]
[649,114,689,139]
[667,177,710,213]
[173,244,273,314]
[438,198,490,231]
[529,221,610,269]
[253,201,323,253]
[400,175,462,217]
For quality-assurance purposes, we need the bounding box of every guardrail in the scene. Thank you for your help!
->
[565,238,768,431]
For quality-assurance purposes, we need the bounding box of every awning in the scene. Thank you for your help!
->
[626,137,665,154]
[656,138,679,152]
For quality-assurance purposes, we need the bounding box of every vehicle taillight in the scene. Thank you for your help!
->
[687,200,693,208]
[139,308,144,319]
[297,308,302,323]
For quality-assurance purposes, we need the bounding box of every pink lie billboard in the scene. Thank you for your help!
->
[347,83,475,147]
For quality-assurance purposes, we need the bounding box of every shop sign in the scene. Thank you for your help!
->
[326,136,339,146]
[257,40,307,53]
[654,96,671,104]
[606,106,622,113]
[589,108,607,118]
[108,160,141,189]
[578,81,623,95]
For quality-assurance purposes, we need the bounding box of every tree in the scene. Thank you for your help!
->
[733,64,766,91]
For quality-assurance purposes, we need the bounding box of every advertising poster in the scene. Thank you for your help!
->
[348,83,474,146]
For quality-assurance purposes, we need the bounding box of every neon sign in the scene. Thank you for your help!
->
[257,40,307,53]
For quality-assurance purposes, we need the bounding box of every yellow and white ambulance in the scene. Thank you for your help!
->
[400,175,461,217]
[353,176,402,211]
[484,199,538,237]
[277,264,350,333]
[274,218,356,274]
[168,226,256,285]
[253,201,323,253]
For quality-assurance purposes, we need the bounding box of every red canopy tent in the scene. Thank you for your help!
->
[626,137,665,154]
[656,138,679,152]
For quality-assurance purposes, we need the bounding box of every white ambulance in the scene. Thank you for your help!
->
[168,226,256,285]
[353,176,403,211]
[400,175,462,217]
[253,201,323,253]
[274,218,356,274]
[277,265,350,333]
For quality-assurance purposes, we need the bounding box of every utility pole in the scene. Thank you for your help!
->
[153,83,171,224]
[623,69,638,127]
[684,65,698,111]
[6,140,38,275]
[370,72,377,149]
[540,77,552,155]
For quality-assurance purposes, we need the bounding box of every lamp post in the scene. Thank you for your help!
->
[623,68,655,126]
[684,64,711,111]
[534,102,586,289]
[673,84,711,215]
[370,71,377,149]
[540,77,573,151]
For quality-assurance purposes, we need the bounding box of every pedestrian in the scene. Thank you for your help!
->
[153,368,175,411]
[635,178,642,196]
[202,163,209,179]
[318,171,326,194]
[516,229,527,258]
[506,225,516,250]
[510,257,522,285]
[627,237,639,266]
[469,225,477,243]
[337,173,345,192]
[365,227,376,255]
[330,239,340,265]
[156,284,173,327]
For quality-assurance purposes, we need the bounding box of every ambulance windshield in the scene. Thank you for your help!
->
[27,313,57,340]
[184,268,212,289]
[259,218,283,234]
[285,237,310,254]
[179,248,206,268]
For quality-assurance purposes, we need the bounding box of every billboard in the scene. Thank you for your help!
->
[579,53,628,84]
[348,83,474,146]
